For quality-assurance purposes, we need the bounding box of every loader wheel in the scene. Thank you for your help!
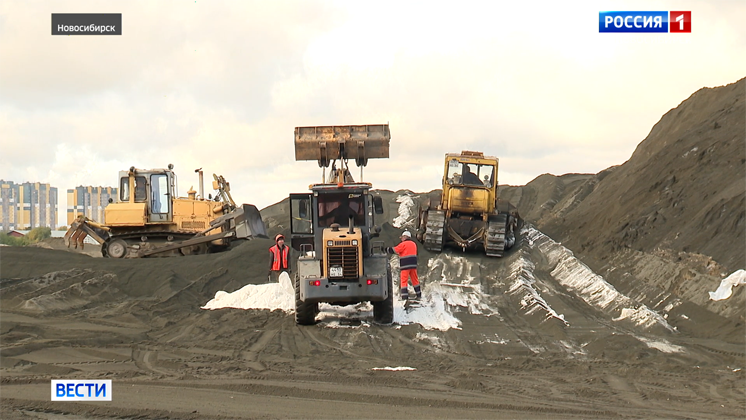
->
[106,239,128,259]
[294,273,317,325]
[373,264,394,324]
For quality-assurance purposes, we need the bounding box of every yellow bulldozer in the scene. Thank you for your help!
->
[64,165,267,258]
[416,151,518,257]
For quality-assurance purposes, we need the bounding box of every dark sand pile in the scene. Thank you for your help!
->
[501,77,745,324]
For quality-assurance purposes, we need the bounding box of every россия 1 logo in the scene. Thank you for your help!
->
[599,11,691,33]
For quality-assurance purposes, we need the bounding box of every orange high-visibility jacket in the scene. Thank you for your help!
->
[269,244,290,271]
[392,239,418,270]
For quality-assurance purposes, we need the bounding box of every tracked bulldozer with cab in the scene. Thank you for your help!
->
[64,165,267,258]
[289,124,393,325]
[417,151,518,257]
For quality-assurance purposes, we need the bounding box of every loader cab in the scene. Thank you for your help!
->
[118,168,176,224]
[289,183,383,258]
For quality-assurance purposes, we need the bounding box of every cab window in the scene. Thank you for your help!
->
[317,193,365,228]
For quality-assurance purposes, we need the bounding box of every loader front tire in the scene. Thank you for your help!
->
[294,273,317,325]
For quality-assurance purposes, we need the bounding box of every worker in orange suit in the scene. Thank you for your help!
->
[388,231,421,300]
[268,234,291,283]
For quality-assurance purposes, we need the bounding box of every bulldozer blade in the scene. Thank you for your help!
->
[64,220,107,249]
[63,221,82,248]
[233,204,269,239]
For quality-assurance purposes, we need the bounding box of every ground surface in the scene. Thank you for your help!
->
[1,228,744,419]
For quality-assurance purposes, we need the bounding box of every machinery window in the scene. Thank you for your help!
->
[317,193,365,228]
[120,176,147,202]
[290,195,313,234]
[120,177,129,202]
[150,174,169,214]
[134,177,147,202]
[447,161,495,187]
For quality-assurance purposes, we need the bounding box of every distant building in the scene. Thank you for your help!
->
[0,180,58,231]
[67,186,118,225]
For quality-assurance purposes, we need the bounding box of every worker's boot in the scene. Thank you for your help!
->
[400,287,409,300]
[414,285,422,300]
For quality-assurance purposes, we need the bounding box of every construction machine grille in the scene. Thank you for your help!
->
[326,246,359,280]
[334,240,351,246]
[181,221,206,229]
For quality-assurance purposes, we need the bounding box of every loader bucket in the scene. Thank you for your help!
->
[295,124,390,166]
[232,204,269,239]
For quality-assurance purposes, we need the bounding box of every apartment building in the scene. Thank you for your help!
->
[66,186,118,225]
[0,180,58,230]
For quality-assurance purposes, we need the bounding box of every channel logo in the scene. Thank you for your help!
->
[51,380,112,401]
[599,11,691,33]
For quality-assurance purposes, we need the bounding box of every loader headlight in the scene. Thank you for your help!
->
[327,240,333,247]
[352,240,358,246]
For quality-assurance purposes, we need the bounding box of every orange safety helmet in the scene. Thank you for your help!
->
[275,234,285,242]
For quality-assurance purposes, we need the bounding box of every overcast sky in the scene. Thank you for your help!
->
[1,0,744,225]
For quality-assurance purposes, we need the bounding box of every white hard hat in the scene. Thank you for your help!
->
[401,231,411,238]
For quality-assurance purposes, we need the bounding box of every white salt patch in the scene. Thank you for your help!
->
[392,194,417,229]
[524,226,674,331]
[394,291,462,331]
[507,255,567,324]
[708,269,746,301]
[476,334,507,345]
[201,272,294,312]
[372,366,416,371]
[636,336,685,353]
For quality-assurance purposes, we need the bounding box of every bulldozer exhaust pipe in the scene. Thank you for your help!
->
[195,168,204,200]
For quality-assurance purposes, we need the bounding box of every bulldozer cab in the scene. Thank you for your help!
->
[118,168,175,223]
[441,151,498,215]
[447,159,495,187]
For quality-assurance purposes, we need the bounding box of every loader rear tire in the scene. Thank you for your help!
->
[294,273,317,325]
[373,264,394,324]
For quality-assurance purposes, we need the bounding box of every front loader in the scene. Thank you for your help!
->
[289,124,393,325]
[64,165,267,258]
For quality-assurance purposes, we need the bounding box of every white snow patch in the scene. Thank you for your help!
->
[371,366,416,371]
[636,336,685,353]
[507,255,567,324]
[524,226,674,331]
[392,194,417,229]
[708,269,746,301]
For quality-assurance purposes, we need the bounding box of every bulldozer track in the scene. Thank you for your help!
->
[102,230,211,258]
[424,210,445,252]
[485,214,507,257]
